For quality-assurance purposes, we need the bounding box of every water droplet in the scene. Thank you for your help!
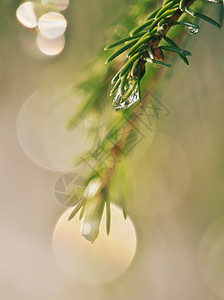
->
[112,90,122,106]
[113,88,140,111]
[16,2,38,28]
[38,12,67,39]
[81,223,92,236]
[188,26,199,35]
[132,91,140,104]
[81,220,99,242]
[41,0,69,11]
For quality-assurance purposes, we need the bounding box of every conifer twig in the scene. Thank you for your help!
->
[67,0,222,242]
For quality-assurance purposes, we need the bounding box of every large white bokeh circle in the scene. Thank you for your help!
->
[17,85,93,171]
[16,2,38,28]
[53,204,137,284]
[36,33,65,56]
[38,12,67,39]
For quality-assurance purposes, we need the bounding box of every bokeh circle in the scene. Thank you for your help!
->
[53,203,137,284]
[199,216,224,297]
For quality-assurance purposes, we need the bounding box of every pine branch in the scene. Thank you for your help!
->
[67,0,222,242]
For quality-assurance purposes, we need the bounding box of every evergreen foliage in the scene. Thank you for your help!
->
[67,0,223,242]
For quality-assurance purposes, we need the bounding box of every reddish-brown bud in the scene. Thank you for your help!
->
[152,46,164,61]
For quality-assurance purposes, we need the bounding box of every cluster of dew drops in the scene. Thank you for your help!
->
[16,0,70,56]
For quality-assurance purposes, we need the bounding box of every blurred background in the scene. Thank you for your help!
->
[1,0,224,299]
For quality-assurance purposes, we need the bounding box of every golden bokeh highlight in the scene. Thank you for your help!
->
[53,204,137,284]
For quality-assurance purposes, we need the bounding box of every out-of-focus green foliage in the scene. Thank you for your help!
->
[66,0,222,242]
